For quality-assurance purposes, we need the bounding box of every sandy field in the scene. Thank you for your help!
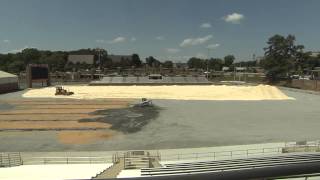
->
[22,85,294,100]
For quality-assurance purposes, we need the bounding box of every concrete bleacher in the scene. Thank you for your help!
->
[90,75,211,85]
[141,153,320,177]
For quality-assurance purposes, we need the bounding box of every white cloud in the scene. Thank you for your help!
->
[155,36,165,40]
[130,37,137,42]
[96,39,105,43]
[3,40,10,43]
[108,36,126,44]
[180,35,213,47]
[223,13,244,24]
[206,43,220,49]
[200,23,212,28]
[166,48,180,54]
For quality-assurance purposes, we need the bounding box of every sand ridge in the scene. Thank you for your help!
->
[22,85,294,101]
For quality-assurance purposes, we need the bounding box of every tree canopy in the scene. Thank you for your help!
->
[131,54,142,67]
[223,55,235,67]
[261,34,304,82]
[0,48,149,73]
[163,61,173,68]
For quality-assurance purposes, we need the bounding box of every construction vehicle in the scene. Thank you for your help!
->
[135,98,152,107]
[55,86,74,96]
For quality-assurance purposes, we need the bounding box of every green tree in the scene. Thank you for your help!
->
[209,58,223,71]
[262,34,304,82]
[7,54,24,73]
[187,57,204,69]
[40,53,67,72]
[131,54,142,67]
[21,48,41,65]
[163,61,173,68]
[146,56,160,67]
[223,55,235,67]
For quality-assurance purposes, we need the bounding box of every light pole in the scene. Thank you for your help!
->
[206,48,211,79]
[95,48,103,70]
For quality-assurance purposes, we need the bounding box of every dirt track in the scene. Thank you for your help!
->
[0,98,132,144]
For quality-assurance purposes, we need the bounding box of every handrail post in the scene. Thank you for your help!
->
[8,153,11,167]
[19,152,23,165]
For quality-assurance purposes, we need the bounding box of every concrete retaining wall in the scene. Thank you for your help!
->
[291,79,320,91]
[0,82,19,94]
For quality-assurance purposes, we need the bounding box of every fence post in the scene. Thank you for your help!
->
[0,153,2,167]
[8,153,11,167]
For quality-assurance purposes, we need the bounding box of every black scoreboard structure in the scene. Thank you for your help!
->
[26,64,51,88]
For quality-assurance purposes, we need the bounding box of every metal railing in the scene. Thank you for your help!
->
[22,156,112,165]
[3,142,320,166]
[0,152,23,167]
[161,143,320,162]
[160,147,284,162]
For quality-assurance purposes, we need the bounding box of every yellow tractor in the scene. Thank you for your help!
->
[55,86,74,96]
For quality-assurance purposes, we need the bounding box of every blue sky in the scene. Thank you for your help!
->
[0,0,320,62]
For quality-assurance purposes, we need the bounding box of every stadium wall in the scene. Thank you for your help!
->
[0,71,19,93]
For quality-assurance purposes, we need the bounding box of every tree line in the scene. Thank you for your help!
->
[0,48,177,74]
[1,34,320,80]
[187,55,236,71]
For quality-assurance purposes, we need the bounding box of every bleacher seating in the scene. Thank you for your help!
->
[90,75,211,85]
[141,153,320,176]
